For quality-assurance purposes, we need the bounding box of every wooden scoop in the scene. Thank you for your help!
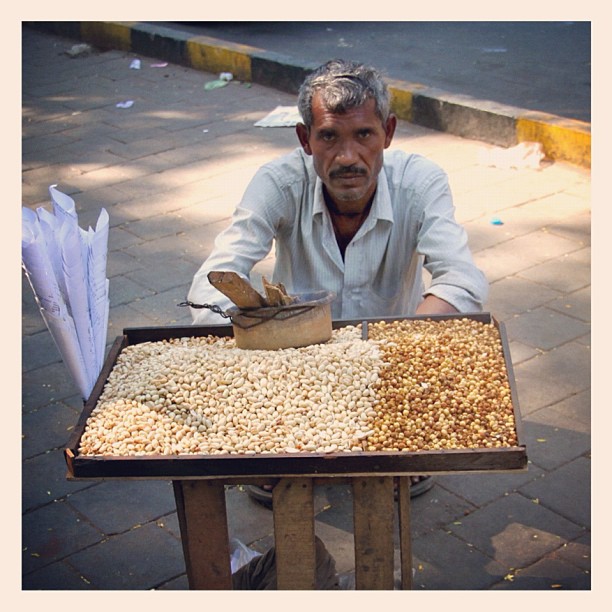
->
[262,277,296,306]
[207,271,267,309]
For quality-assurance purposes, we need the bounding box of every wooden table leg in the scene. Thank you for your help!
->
[272,477,316,589]
[397,476,413,589]
[173,480,232,590]
[352,476,395,589]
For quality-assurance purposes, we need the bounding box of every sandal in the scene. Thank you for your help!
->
[245,480,278,508]
[404,475,434,498]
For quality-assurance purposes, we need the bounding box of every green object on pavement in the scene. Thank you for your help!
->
[204,79,229,90]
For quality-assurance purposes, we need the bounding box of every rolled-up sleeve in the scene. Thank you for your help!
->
[415,170,488,312]
[187,168,287,325]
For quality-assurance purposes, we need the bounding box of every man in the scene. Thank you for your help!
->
[187,59,488,502]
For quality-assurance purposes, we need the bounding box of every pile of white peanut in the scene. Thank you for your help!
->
[78,320,518,457]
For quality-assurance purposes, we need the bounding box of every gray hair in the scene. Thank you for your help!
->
[297,59,391,129]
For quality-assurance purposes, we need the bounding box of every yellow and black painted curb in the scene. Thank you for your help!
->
[26,21,591,168]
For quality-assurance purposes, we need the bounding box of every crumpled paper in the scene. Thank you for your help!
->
[254,106,302,127]
[65,43,92,58]
[478,141,546,170]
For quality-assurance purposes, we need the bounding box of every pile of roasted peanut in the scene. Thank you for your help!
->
[78,319,518,457]
[367,319,517,451]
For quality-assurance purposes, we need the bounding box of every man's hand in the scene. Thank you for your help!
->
[415,295,459,316]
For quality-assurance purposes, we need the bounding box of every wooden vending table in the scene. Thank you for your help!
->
[64,314,527,590]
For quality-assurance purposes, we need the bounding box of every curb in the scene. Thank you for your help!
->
[27,21,591,168]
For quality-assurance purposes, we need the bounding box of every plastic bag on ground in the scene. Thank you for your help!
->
[230,537,262,573]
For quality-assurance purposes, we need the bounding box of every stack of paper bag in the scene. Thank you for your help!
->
[22,186,109,400]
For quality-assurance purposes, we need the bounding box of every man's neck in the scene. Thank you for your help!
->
[322,187,375,218]
[323,188,375,259]
[324,196,364,218]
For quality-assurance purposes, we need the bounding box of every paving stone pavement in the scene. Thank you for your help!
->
[21,26,592,591]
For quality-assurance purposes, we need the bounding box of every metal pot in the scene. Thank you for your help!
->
[227,291,335,350]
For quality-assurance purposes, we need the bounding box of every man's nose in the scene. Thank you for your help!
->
[335,139,359,165]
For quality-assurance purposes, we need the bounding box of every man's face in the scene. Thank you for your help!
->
[296,93,396,211]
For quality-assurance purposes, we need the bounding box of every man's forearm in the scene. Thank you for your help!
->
[415,294,459,316]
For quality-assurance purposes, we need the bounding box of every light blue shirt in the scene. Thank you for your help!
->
[188,147,488,325]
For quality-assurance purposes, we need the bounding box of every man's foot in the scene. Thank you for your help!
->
[406,475,434,497]
[244,481,278,508]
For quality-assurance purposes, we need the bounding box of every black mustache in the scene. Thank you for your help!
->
[330,166,367,178]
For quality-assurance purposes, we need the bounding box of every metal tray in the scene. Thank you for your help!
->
[64,313,527,480]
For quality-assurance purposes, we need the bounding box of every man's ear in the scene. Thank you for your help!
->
[384,114,397,148]
[296,123,312,155]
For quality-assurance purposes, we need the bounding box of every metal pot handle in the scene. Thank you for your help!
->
[177,299,316,330]
[176,300,232,320]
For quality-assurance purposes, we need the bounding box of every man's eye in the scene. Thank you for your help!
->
[321,132,335,141]
[358,130,372,138]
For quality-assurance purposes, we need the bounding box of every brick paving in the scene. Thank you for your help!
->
[21,26,591,590]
